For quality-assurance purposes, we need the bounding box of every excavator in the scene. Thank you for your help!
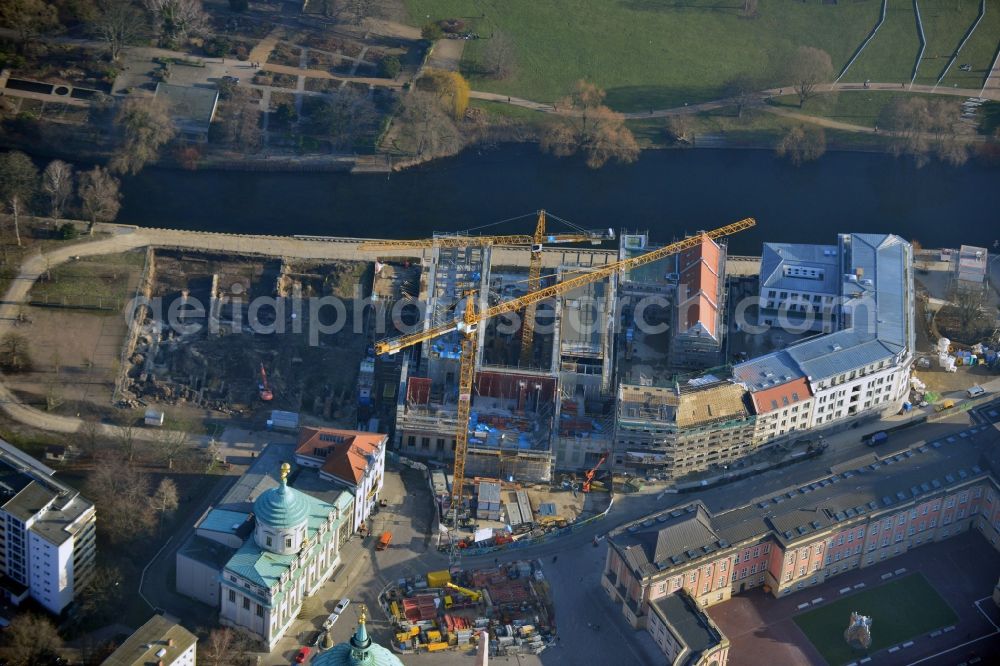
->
[374,217,756,565]
[582,452,609,493]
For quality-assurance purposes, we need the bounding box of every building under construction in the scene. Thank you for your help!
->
[393,243,617,482]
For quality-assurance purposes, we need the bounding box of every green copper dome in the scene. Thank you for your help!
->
[253,463,310,530]
[312,610,404,666]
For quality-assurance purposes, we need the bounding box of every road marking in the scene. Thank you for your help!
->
[860,658,871,664]
[889,646,900,653]
[903,641,914,647]
[881,573,893,580]
[943,625,955,632]
[798,602,810,609]
[930,630,941,637]
[854,583,865,589]
[812,597,824,604]
[840,587,852,594]
[895,568,907,575]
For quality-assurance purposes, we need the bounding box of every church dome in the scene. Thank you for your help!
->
[253,462,310,530]
[312,608,404,666]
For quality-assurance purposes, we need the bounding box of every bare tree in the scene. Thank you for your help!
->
[0,0,59,51]
[78,166,122,230]
[112,409,140,463]
[85,455,155,542]
[664,115,695,144]
[541,80,639,169]
[78,419,103,459]
[482,32,516,80]
[3,613,63,666]
[880,97,971,167]
[784,46,833,108]
[199,628,235,666]
[723,74,757,119]
[398,91,462,157]
[742,0,759,18]
[152,477,179,529]
[154,422,190,469]
[776,125,826,166]
[0,150,39,247]
[42,160,74,219]
[954,288,988,334]
[91,0,148,61]
[75,564,125,624]
[144,0,207,45]
[112,97,177,175]
[306,88,377,150]
[0,333,32,372]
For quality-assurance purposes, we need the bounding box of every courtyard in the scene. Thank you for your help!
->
[708,530,1000,666]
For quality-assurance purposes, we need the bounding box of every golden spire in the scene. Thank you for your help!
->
[358,603,367,625]
[280,462,291,484]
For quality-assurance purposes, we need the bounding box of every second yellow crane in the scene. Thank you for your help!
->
[376,217,756,558]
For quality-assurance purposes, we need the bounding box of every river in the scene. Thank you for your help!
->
[118,145,1000,254]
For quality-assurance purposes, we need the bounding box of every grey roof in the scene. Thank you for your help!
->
[611,425,994,574]
[178,534,235,568]
[760,242,840,294]
[101,614,197,666]
[478,480,501,505]
[735,233,911,388]
[614,505,720,576]
[731,350,804,390]
[0,440,94,546]
[652,592,724,665]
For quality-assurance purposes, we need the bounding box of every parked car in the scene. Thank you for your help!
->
[323,612,339,629]
[294,646,310,663]
[334,598,350,614]
[967,385,985,398]
[221,75,240,85]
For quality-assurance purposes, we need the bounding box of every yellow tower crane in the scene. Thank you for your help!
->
[358,211,614,368]
[375,217,756,560]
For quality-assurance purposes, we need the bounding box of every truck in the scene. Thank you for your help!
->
[864,431,889,447]
[376,531,392,550]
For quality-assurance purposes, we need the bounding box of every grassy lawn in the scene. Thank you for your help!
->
[406,0,880,111]
[793,574,958,666]
[844,1,922,83]
[914,0,982,85]
[27,250,145,308]
[768,90,957,128]
[941,0,1000,89]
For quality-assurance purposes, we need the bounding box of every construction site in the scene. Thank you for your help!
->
[380,561,555,658]
[117,249,418,428]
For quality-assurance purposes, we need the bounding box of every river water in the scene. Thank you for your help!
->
[118,146,1000,254]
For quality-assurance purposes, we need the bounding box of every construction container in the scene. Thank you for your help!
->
[426,630,442,643]
[427,642,449,652]
[427,570,452,588]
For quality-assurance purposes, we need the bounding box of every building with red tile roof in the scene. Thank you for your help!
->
[671,236,726,368]
[294,427,386,533]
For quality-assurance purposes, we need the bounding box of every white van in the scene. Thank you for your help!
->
[967,385,985,398]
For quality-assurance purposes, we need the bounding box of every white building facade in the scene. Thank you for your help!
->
[219,463,353,650]
[0,441,96,614]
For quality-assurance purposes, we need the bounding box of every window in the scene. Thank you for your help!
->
[743,551,750,562]
[256,603,264,617]
[801,551,808,560]
[799,566,806,576]
[243,597,251,610]
[689,573,697,584]
[229,590,236,603]
[921,505,928,516]
[847,533,854,543]
[285,537,293,548]
[871,523,878,535]
[266,536,273,548]
[721,560,727,572]
[752,547,760,558]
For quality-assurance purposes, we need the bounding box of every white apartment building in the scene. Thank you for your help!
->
[735,233,914,437]
[757,242,841,333]
[101,614,197,666]
[0,440,96,614]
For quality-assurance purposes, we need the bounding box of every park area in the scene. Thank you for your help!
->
[406,0,999,111]
[793,574,957,666]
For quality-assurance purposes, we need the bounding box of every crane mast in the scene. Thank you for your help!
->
[377,217,756,564]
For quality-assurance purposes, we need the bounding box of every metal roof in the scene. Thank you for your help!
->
[735,233,911,389]
[610,425,994,574]
[760,242,840,294]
